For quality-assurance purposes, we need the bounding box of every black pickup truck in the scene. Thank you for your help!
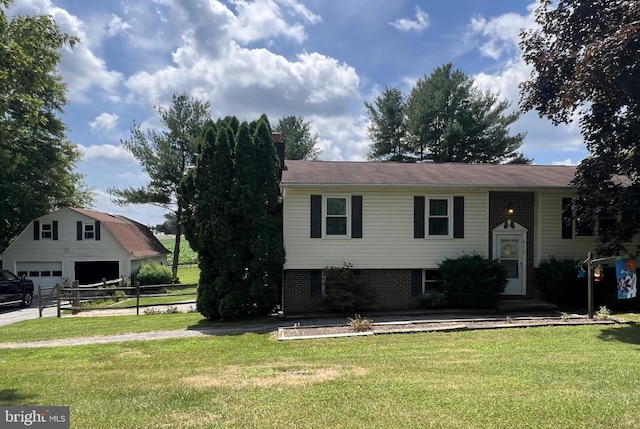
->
[0,269,34,308]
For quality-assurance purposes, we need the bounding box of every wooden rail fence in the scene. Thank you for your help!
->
[38,277,197,317]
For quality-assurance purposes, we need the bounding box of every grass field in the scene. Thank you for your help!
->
[157,234,197,265]
[2,320,640,428]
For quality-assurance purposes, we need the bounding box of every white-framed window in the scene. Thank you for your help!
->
[324,195,349,237]
[84,223,95,239]
[562,198,619,238]
[427,196,452,238]
[41,223,52,239]
[423,269,441,294]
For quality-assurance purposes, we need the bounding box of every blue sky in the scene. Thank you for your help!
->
[8,0,586,226]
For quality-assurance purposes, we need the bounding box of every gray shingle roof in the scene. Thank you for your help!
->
[281,160,577,188]
[69,208,171,258]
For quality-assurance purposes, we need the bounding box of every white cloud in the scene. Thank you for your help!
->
[106,14,131,36]
[78,144,136,164]
[469,13,531,60]
[552,159,577,166]
[390,6,429,33]
[89,113,119,133]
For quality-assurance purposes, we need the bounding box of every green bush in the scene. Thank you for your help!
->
[536,256,586,307]
[439,255,507,308]
[321,263,371,313]
[419,289,448,309]
[136,262,173,286]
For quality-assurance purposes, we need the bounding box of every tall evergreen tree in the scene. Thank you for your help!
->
[0,0,92,252]
[273,115,321,160]
[406,63,526,163]
[181,116,284,320]
[364,64,529,164]
[365,87,409,162]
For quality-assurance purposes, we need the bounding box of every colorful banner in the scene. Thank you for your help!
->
[615,257,637,299]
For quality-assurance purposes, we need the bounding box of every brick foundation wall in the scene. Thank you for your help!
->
[282,269,419,314]
[488,191,538,297]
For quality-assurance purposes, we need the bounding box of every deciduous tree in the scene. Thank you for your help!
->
[0,0,92,252]
[520,0,640,254]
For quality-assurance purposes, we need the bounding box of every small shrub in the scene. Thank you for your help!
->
[136,262,173,287]
[536,257,586,307]
[165,306,180,314]
[347,313,372,332]
[439,255,507,309]
[419,290,448,309]
[143,308,162,315]
[561,312,570,322]
[321,263,371,312]
[597,305,611,320]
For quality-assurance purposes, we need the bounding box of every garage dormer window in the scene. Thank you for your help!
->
[41,223,52,239]
[84,223,95,239]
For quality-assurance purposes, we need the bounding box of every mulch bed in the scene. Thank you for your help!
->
[278,316,624,340]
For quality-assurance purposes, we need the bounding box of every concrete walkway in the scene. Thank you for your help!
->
[0,309,568,349]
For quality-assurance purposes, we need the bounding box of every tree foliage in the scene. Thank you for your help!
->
[0,0,92,252]
[365,87,409,161]
[520,0,640,254]
[365,64,528,163]
[181,116,284,320]
[273,115,321,160]
[109,93,211,276]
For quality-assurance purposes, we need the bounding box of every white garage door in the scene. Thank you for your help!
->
[16,261,63,293]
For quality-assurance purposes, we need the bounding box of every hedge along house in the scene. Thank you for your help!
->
[280,160,602,314]
[1,208,170,293]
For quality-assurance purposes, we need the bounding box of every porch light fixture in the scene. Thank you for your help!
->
[503,205,515,228]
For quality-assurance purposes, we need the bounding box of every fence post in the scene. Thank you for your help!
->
[56,283,61,318]
[38,285,42,318]
[134,274,140,316]
[587,252,594,319]
[73,280,80,313]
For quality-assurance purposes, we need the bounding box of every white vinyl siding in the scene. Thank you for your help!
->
[536,192,598,265]
[283,187,488,270]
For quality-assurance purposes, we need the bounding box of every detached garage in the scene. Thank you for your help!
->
[1,208,170,290]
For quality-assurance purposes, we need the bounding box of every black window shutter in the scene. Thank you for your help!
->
[351,195,362,238]
[453,196,464,238]
[52,221,58,241]
[414,196,425,238]
[33,220,40,241]
[310,270,322,297]
[310,195,322,238]
[77,221,83,240]
[411,269,423,297]
[95,220,101,240]
[562,198,573,239]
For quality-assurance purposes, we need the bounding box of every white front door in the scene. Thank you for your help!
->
[493,223,527,296]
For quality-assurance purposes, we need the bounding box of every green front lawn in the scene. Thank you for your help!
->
[2,321,640,428]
